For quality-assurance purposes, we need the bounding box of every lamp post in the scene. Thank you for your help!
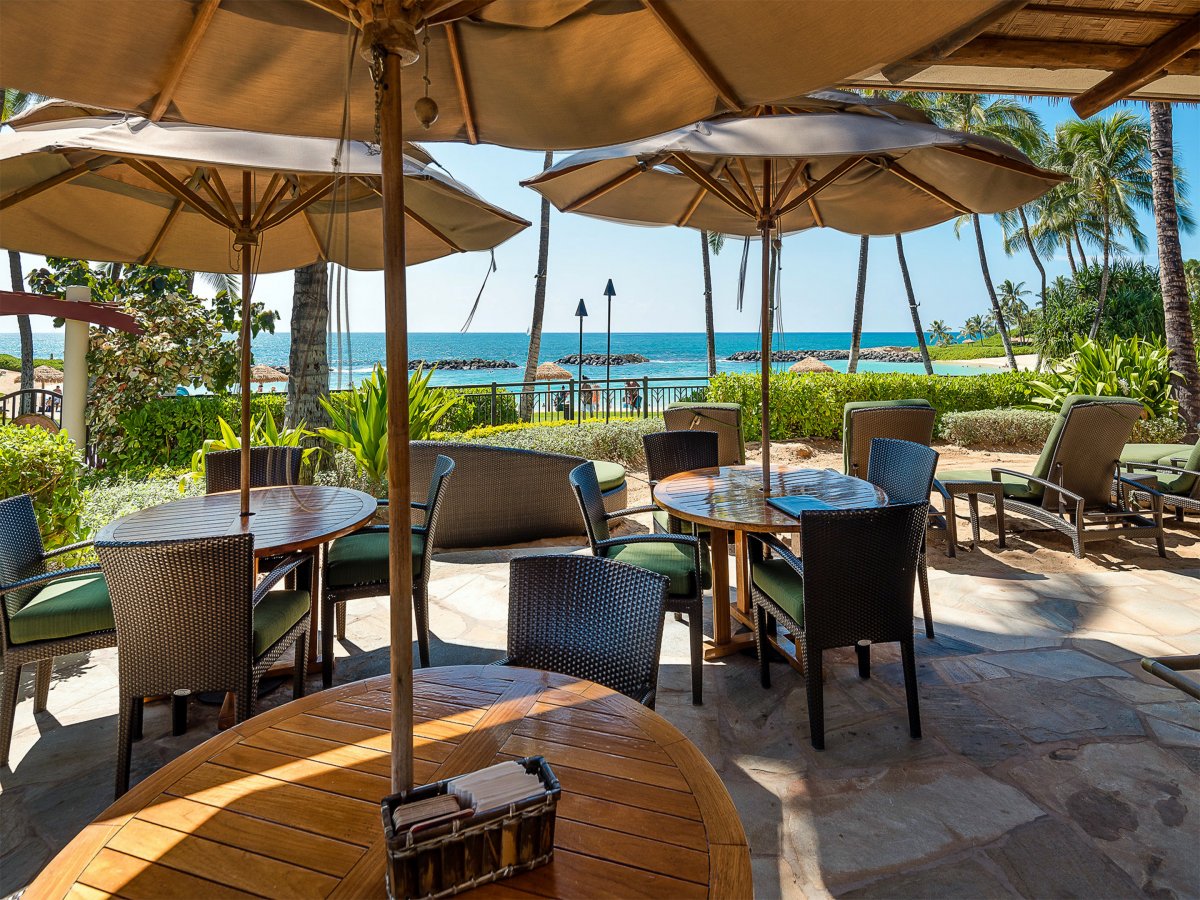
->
[574,298,588,426]
[603,278,616,423]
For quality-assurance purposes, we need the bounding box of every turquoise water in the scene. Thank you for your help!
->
[3,331,992,388]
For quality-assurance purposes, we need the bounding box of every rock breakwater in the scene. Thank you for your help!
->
[728,347,921,363]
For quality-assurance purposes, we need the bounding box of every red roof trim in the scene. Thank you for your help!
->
[0,290,143,334]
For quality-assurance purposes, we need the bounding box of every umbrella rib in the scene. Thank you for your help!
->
[126,158,238,229]
[203,169,242,224]
[141,167,206,264]
[258,177,336,230]
[795,168,825,228]
[641,0,742,111]
[883,161,972,215]
[443,22,477,145]
[563,164,649,213]
[670,154,753,218]
[775,156,864,218]
[937,144,1067,181]
[734,159,763,217]
[769,159,807,217]
[301,210,328,260]
[721,162,759,216]
[677,184,708,227]
[406,208,465,252]
[0,160,94,211]
[149,0,221,121]
[250,173,290,230]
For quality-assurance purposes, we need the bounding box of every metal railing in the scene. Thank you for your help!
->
[1,389,63,428]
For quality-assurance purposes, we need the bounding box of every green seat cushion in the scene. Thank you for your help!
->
[8,572,113,645]
[842,399,933,474]
[253,589,310,657]
[1120,443,1191,466]
[1030,394,1143,485]
[602,540,711,596]
[751,558,804,625]
[327,529,426,588]
[651,508,708,536]
[591,460,627,493]
[937,468,1043,502]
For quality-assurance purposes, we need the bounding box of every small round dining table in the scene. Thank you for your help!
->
[653,465,887,660]
[28,666,751,900]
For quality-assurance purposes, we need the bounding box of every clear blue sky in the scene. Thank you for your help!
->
[5,98,1198,336]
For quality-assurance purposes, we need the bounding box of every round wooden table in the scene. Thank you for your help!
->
[29,666,751,900]
[654,465,886,660]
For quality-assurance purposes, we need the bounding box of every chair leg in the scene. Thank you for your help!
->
[335,604,347,640]
[322,599,337,690]
[33,657,52,713]
[131,695,144,742]
[115,693,138,798]
[918,552,934,639]
[235,684,253,724]
[967,495,982,549]
[0,662,22,767]
[994,495,1006,548]
[943,495,958,558]
[806,647,825,751]
[687,603,703,705]
[414,587,431,669]
[293,632,307,700]
[856,640,871,679]
[1154,500,1167,558]
[753,603,771,689]
[900,638,922,740]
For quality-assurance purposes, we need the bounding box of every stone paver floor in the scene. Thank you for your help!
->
[2,514,1198,898]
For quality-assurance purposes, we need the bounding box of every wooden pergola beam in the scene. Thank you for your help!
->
[443,22,477,144]
[1072,13,1200,118]
[641,0,742,111]
[917,36,1200,75]
[883,0,1028,83]
[149,0,221,121]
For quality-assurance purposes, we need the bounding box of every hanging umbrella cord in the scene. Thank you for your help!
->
[325,23,359,392]
[458,250,497,333]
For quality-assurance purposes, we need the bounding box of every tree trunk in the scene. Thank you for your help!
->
[1150,102,1199,431]
[1064,240,1078,277]
[847,236,869,373]
[701,231,716,376]
[1018,206,1048,370]
[8,250,34,414]
[895,235,933,375]
[285,262,331,434]
[972,214,1018,370]
[521,150,553,420]
[1073,225,1089,272]
[1088,217,1112,340]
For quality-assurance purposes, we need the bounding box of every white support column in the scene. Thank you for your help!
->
[61,286,90,450]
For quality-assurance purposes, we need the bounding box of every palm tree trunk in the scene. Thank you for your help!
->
[1064,240,1078,277]
[895,235,933,375]
[1073,225,1089,271]
[972,214,1018,370]
[1150,102,1199,431]
[1088,217,1111,340]
[847,236,869,374]
[701,231,716,376]
[1018,206,1048,370]
[7,250,34,414]
[521,150,553,420]
[285,262,331,434]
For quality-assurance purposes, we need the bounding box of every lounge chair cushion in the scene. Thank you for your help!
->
[591,460,626,493]
[1031,395,1143,486]
[602,540,711,596]
[326,528,426,588]
[842,399,933,474]
[8,572,113,644]
[1121,442,1200,495]
[253,589,310,657]
[936,468,1043,502]
[751,558,804,624]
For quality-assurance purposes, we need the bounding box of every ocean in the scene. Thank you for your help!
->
[2,331,991,389]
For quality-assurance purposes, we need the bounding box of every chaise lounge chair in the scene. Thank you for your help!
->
[1119,440,1200,523]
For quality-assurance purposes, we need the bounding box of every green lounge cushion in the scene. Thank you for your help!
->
[327,529,426,588]
[8,572,113,645]
[751,558,804,624]
[602,539,711,596]
[1121,442,1200,495]
[1030,394,1143,487]
[1119,443,1190,466]
[253,589,310,657]
[842,399,933,474]
[937,468,1043,502]
[591,460,627,493]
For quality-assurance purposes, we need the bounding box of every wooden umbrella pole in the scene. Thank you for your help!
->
[239,171,254,518]
[759,216,772,495]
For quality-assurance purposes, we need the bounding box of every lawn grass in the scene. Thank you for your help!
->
[920,335,1034,361]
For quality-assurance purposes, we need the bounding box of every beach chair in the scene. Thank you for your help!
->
[664,402,745,465]
[1119,440,1200,523]
[939,395,1165,559]
[841,399,935,478]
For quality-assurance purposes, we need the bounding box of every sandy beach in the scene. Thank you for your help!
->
[953,353,1038,371]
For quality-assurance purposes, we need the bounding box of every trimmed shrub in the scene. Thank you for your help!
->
[436,386,518,431]
[705,371,1037,441]
[0,425,86,548]
[939,409,1057,451]
[0,353,62,371]
[444,417,663,468]
[1130,416,1187,444]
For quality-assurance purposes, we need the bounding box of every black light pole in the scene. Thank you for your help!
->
[603,278,616,423]
[574,298,588,426]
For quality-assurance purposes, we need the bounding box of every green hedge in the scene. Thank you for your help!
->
[705,371,1038,441]
[940,407,1186,450]
[436,386,518,431]
[0,424,85,548]
[443,417,663,468]
[0,353,63,371]
[112,394,286,469]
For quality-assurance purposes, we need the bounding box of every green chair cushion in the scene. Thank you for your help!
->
[8,572,113,645]
[602,539,711,596]
[751,558,805,625]
[937,468,1043,502]
[842,399,933,474]
[591,460,627,493]
[253,589,310,657]
[651,508,709,536]
[1119,443,1191,466]
[1031,394,1143,484]
[327,529,426,588]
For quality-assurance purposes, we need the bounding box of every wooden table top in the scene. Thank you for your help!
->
[96,485,377,557]
[29,666,751,900]
[654,464,887,532]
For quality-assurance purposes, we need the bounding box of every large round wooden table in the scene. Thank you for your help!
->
[654,465,887,661]
[29,666,751,899]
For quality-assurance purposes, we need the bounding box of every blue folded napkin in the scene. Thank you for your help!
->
[766,495,834,518]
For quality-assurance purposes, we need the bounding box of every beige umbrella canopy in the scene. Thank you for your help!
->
[535,362,572,381]
[790,357,835,374]
[249,364,288,384]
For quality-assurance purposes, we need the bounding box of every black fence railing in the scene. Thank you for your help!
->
[1,389,63,427]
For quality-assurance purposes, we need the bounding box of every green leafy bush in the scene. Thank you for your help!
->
[1129,417,1187,444]
[183,414,317,487]
[1034,262,1165,362]
[705,371,1037,441]
[112,394,286,470]
[436,386,518,431]
[0,425,86,548]
[81,474,205,547]
[0,354,62,371]
[448,417,663,468]
[939,409,1057,450]
[1028,335,1178,419]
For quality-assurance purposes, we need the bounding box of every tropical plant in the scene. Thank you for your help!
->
[847,235,869,373]
[520,149,554,420]
[997,280,1031,338]
[1027,335,1179,419]
[963,314,985,342]
[0,423,85,549]
[928,319,952,347]
[184,414,316,487]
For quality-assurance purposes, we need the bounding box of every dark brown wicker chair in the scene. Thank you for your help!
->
[204,446,304,494]
[664,402,745,465]
[866,438,940,638]
[1120,441,1200,523]
[643,430,719,535]
[748,501,928,750]
[570,462,709,704]
[96,534,310,796]
[322,455,454,685]
[497,554,669,707]
[1,494,115,768]
[842,400,935,478]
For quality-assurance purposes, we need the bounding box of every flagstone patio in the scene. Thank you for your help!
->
[2,511,1197,898]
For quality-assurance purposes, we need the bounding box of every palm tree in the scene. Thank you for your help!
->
[963,314,984,342]
[846,236,869,373]
[520,150,553,420]
[701,231,724,376]
[997,279,1031,341]
[925,93,1042,371]
[2,88,41,407]
[1150,102,1199,430]
[285,262,330,433]
[895,235,932,374]
[928,319,951,347]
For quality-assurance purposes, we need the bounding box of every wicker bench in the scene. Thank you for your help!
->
[411,442,626,548]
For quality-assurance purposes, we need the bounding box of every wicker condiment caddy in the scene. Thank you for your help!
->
[381,756,560,899]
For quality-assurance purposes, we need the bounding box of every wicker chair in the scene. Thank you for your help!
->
[204,446,304,494]
[1120,440,1200,523]
[570,462,709,704]
[866,438,940,638]
[96,534,310,796]
[498,555,668,707]
[1,494,115,768]
[322,455,454,685]
[664,402,745,465]
[644,430,719,535]
[939,395,1165,559]
[748,501,929,750]
[841,400,935,478]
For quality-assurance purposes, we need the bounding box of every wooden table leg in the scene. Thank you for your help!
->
[732,530,752,626]
[708,528,730,647]
[705,528,756,660]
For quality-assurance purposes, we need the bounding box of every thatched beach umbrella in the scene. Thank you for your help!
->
[535,362,572,381]
[249,364,288,385]
[790,357,835,374]
[22,365,65,386]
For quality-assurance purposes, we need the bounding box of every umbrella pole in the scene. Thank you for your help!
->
[759,219,772,495]
[239,174,254,518]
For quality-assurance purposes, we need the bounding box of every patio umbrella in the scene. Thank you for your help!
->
[790,357,835,374]
[524,96,1067,490]
[21,365,65,386]
[535,362,572,381]
[249,364,288,385]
